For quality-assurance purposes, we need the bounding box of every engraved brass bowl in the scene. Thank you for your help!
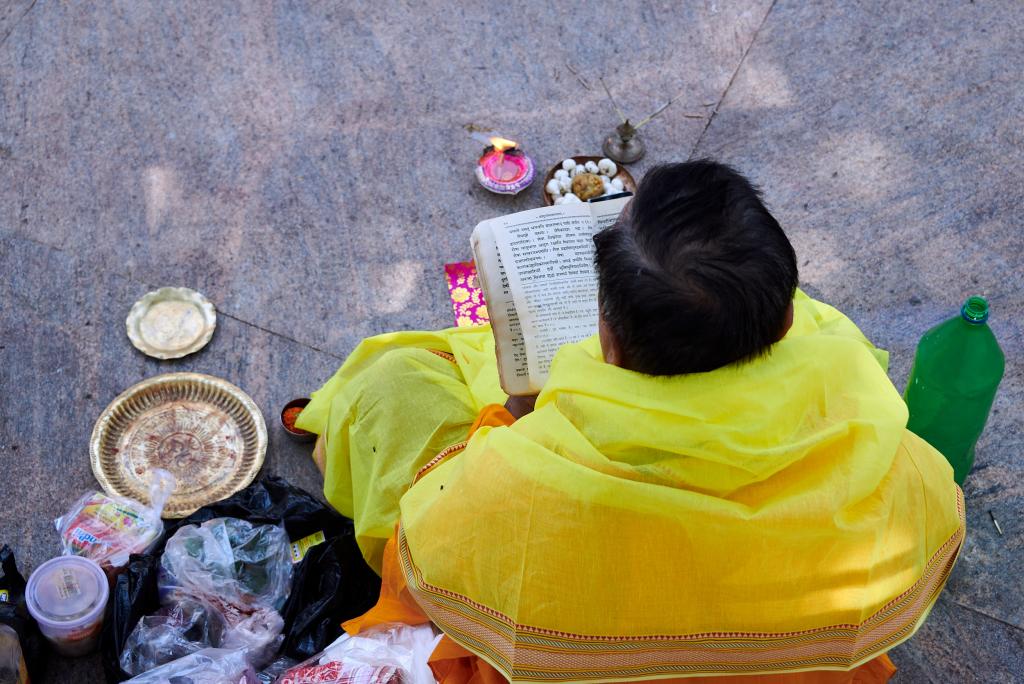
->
[90,373,267,518]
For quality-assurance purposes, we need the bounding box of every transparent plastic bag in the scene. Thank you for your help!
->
[120,598,228,676]
[159,518,292,612]
[147,518,292,670]
[119,596,286,675]
[0,624,28,684]
[0,546,43,682]
[123,647,257,684]
[257,656,298,684]
[104,477,381,682]
[218,603,285,669]
[55,470,176,572]
[275,623,441,684]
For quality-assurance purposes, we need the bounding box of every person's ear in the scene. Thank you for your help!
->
[776,301,795,342]
[599,314,627,367]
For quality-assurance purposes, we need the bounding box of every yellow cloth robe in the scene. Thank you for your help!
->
[297,291,964,682]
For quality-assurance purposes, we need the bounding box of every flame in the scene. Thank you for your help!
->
[489,136,517,152]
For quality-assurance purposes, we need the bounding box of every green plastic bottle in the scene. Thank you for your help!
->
[904,296,1004,484]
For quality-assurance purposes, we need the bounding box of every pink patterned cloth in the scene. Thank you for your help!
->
[444,261,489,327]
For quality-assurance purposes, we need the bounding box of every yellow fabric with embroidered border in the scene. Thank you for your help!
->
[300,291,964,681]
[296,327,506,573]
[396,291,963,680]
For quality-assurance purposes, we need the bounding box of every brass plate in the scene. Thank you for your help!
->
[90,373,267,518]
[126,287,217,359]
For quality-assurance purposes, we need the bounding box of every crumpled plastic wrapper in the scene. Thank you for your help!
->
[123,647,256,684]
[159,518,292,612]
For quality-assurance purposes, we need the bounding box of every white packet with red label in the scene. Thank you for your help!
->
[55,470,176,572]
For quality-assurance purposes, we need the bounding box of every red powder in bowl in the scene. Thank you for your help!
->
[283,406,307,433]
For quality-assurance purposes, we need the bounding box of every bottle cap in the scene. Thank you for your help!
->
[961,296,989,324]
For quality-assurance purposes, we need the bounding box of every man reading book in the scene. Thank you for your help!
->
[297,160,964,683]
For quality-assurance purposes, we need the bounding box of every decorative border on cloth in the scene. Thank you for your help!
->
[412,441,467,485]
[427,348,458,364]
[399,487,965,682]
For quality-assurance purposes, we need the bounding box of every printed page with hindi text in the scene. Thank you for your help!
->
[493,195,630,393]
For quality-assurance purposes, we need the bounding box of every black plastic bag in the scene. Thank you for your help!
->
[279,533,380,661]
[102,477,381,683]
[0,545,46,682]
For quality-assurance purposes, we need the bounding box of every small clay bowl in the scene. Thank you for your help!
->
[541,155,637,206]
[280,398,315,442]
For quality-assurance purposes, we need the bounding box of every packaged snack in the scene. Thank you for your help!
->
[25,556,109,656]
[276,660,401,684]
[55,470,175,572]
[276,623,441,684]
[123,647,256,684]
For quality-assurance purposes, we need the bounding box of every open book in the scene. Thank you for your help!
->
[471,194,632,395]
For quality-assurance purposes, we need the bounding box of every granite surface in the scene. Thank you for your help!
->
[1,1,1021,681]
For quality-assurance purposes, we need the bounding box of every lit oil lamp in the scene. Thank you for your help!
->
[475,136,535,195]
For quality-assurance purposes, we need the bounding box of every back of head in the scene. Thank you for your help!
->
[594,160,798,376]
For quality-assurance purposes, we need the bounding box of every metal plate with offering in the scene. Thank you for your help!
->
[90,373,267,518]
[541,155,636,206]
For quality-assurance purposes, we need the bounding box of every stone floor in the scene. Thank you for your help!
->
[1,1,1021,681]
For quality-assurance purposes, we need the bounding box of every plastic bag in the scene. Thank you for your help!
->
[0,546,45,683]
[0,624,28,684]
[123,647,256,684]
[217,603,285,669]
[256,657,298,684]
[159,518,292,612]
[121,594,285,675]
[104,478,381,682]
[279,535,381,661]
[120,599,228,676]
[56,470,176,572]
[123,518,292,671]
[276,623,441,684]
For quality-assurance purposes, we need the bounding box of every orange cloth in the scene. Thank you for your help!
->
[465,403,518,436]
[343,404,895,684]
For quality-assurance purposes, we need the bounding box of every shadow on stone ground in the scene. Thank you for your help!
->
[1,1,1021,681]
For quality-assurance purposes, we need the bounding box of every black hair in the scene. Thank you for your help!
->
[593,160,798,376]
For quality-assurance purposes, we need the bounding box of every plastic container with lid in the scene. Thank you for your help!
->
[26,556,109,656]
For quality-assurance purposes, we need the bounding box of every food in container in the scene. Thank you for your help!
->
[281,398,315,442]
[542,156,636,206]
[26,556,109,656]
[571,173,605,201]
